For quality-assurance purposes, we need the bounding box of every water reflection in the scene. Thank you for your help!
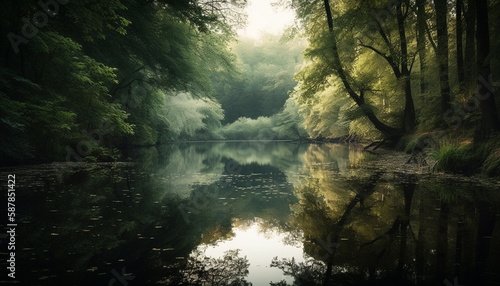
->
[1,142,499,285]
[163,249,251,285]
[195,218,304,285]
[279,174,500,286]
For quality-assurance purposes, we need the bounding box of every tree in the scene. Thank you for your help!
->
[0,0,246,164]
[213,35,306,123]
[291,0,419,139]
[434,0,452,113]
[456,0,465,92]
[0,0,133,163]
[417,0,428,95]
[464,0,476,88]
[475,0,500,139]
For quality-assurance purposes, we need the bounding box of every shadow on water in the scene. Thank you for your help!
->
[1,142,499,285]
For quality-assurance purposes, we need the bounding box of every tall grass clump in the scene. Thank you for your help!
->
[430,144,481,174]
[430,136,500,176]
[483,148,500,177]
[481,136,500,177]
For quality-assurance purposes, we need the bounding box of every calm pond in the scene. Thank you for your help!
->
[2,141,500,285]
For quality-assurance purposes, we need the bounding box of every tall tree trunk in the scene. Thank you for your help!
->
[396,1,416,132]
[434,0,452,113]
[353,1,416,134]
[457,0,465,90]
[475,0,500,139]
[322,0,402,139]
[464,0,476,87]
[417,0,427,95]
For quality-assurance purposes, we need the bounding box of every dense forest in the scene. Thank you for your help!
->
[2,2,500,285]
[1,0,500,176]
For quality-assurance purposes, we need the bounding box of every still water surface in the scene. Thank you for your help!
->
[2,142,499,285]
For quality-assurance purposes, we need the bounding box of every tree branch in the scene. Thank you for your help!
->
[110,65,146,96]
[358,42,402,78]
[409,51,417,72]
[371,16,396,57]
[425,20,437,53]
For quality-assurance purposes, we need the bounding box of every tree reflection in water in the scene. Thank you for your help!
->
[270,257,326,285]
[271,172,500,286]
[163,249,251,285]
[8,143,500,286]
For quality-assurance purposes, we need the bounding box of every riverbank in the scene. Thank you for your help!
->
[393,131,500,178]
[359,144,500,191]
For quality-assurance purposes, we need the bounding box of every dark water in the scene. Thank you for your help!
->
[1,142,499,285]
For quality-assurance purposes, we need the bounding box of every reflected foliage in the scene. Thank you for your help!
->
[272,166,500,285]
[2,143,499,285]
[270,257,326,286]
[163,249,251,286]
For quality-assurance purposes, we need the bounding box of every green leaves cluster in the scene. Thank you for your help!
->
[287,0,500,142]
[0,0,244,164]
[213,34,307,123]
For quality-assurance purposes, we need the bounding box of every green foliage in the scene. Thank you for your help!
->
[0,0,245,164]
[218,97,309,141]
[478,136,500,177]
[1,29,132,162]
[58,0,130,42]
[0,0,140,164]
[85,146,122,162]
[163,92,225,141]
[283,0,500,146]
[86,1,241,145]
[430,144,470,173]
[219,116,277,140]
[213,35,307,122]
[296,80,383,140]
[288,0,409,140]
[299,84,350,139]
[3,0,497,169]
[430,143,486,175]
[402,133,500,177]
[273,98,309,139]
[483,148,500,177]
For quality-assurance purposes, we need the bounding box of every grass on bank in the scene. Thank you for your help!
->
[400,131,500,177]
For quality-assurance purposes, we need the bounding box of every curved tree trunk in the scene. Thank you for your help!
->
[322,0,403,139]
